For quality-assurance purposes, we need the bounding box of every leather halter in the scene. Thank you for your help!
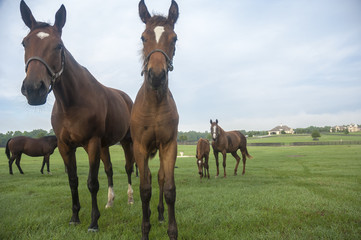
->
[24,48,65,93]
[141,49,173,76]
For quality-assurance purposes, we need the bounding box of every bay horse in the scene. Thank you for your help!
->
[210,119,252,178]
[6,135,57,175]
[20,1,134,231]
[196,138,210,180]
[130,0,179,239]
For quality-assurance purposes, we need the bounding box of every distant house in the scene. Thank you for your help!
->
[268,125,294,135]
[330,124,360,133]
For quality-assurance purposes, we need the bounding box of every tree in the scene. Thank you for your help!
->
[311,130,321,140]
[178,135,187,143]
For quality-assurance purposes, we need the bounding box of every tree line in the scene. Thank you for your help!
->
[0,125,352,147]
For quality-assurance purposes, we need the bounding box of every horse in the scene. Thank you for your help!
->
[210,119,253,178]
[196,138,210,180]
[20,1,134,231]
[6,135,57,175]
[130,0,179,239]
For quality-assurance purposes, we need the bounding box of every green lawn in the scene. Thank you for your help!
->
[0,142,360,239]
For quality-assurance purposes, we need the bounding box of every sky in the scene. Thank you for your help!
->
[0,0,360,133]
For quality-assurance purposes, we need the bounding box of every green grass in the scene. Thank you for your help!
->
[248,132,361,143]
[1,142,360,239]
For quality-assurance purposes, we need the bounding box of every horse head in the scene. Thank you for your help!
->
[20,0,66,105]
[210,119,220,141]
[139,0,178,90]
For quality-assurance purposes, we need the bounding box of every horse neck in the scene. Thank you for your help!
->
[143,77,170,104]
[52,49,92,109]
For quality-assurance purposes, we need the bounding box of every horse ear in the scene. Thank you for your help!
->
[216,119,218,124]
[210,119,212,124]
[20,0,37,29]
[139,0,151,24]
[168,0,179,26]
[54,5,66,34]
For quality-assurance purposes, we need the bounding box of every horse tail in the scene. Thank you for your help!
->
[5,138,11,160]
[237,131,253,159]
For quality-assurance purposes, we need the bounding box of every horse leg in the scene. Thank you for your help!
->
[222,152,227,178]
[41,156,46,174]
[122,141,134,204]
[86,138,101,232]
[205,154,210,179]
[134,142,152,240]
[100,147,114,208]
[15,154,24,174]
[46,155,51,174]
[241,151,247,175]
[231,152,241,176]
[157,165,165,222]
[214,151,219,178]
[9,155,16,175]
[58,142,80,225]
[159,142,178,240]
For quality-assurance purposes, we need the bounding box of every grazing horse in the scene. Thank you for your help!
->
[130,0,179,239]
[20,1,134,231]
[210,119,252,177]
[196,138,210,180]
[6,135,57,175]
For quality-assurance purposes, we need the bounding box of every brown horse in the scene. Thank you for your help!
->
[196,138,210,180]
[20,1,134,231]
[210,119,252,178]
[130,0,179,239]
[6,135,57,175]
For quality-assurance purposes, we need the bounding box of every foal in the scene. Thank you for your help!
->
[196,138,210,180]
[130,0,179,239]
[20,1,134,231]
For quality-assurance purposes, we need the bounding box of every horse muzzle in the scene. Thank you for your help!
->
[147,68,167,89]
[21,78,49,105]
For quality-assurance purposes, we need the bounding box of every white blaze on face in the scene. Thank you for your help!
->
[36,31,50,40]
[154,26,165,44]
[212,126,217,139]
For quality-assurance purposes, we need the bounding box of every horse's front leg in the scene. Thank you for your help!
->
[58,142,80,225]
[158,165,165,222]
[222,151,227,178]
[159,141,178,240]
[100,147,114,208]
[134,141,152,240]
[86,138,101,232]
[214,151,219,178]
[205,154,210,179]
[122,140,134,204]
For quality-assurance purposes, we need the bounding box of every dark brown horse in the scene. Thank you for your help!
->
[130,0,179,239]
[196,138,210,180]
[6,135,57,175]
[210,119,252,178]
[20,1,134,231]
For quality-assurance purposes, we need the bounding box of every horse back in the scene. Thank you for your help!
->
[196,138,210,159]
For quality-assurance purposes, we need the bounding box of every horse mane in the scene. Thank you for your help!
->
[31,21,51,30]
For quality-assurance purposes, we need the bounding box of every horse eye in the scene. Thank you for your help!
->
[172,36,178,43]
[141,36,146,43]
[21,40,25,48]
[56,44,63,50]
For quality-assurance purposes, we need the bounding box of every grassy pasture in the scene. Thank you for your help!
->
[0,135,360,239]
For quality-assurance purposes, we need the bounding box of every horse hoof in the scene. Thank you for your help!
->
[128,199,134,205]
[47,172,52,175]
[88,227,99,233]
[69,221,80,226]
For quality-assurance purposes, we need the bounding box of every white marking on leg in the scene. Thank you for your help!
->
[36,31,49,40]
[154,26,165,44]
[105,186,115,208]
[127,184,134,204]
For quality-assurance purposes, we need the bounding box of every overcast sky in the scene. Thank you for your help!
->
[0,0,360,133]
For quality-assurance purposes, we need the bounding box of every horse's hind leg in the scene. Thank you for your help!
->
[41,155,50,174]
[15,154,24,174]
[241,151,247,175]
[100,147,114,208]
[122,141,134,204]
[231,152,241,176]
[205,154,210,179]
[41,156,46,174]
[9,155,16,175]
